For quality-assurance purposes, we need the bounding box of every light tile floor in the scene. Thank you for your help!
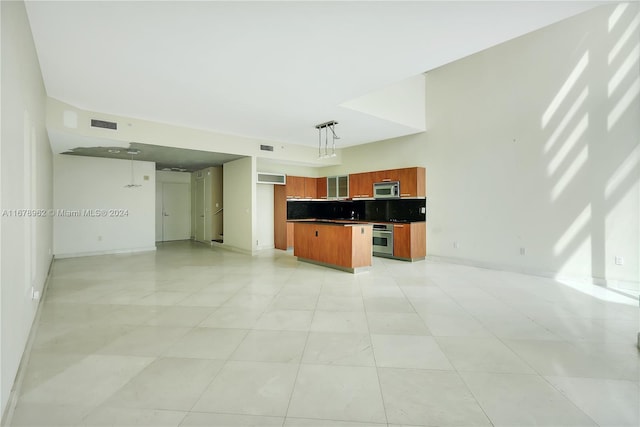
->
[7,241,640,426]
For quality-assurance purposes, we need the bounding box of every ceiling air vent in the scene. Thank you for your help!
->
[260,144,274,152]
[91,119,117,130]
[257,172,286,185]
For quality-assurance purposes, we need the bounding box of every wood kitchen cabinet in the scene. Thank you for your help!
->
[374,169,399,183]
[274,185,289,249]
[277,175,322,249]
[287,175,324,199]
[304,177,317,199]
[371,167,425,197]
[316,177,327,199]
[348,173,362,198]
[396,167,426,197]
[293,221,372,272]
[351,167,426,198]
[349,172,374,198]
[286,222,294,248]
[393,222,426,261]
[286,175,305,199]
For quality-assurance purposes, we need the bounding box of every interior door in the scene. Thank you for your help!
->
[162,183,190,241]
[155,183,164,241]
[195,178,206,242]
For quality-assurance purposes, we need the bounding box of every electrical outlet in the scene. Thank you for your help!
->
[98,235,102,241]
[615,256,624,265]
[453,241,459,249]
[520,247,526,255]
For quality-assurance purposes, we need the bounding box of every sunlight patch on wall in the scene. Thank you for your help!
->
[551,145,589,202]
[544,87,589,153]
[609,2,630,32]
[542,51,589,129]
[554,204,591,256]
[605,144,640,199]
[607,76,640,130]
[608,43,639,96]
[547,114,589,176]
[608,8,638,64]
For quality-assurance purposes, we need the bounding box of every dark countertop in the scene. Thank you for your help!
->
[287,219,424,225]
[288,219,373,227]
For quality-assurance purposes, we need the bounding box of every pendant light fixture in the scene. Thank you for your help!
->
[124,149,142,188]
[315,120,339,158]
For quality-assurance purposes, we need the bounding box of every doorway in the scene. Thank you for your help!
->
[156,182,191,241]
[195,178,206,242]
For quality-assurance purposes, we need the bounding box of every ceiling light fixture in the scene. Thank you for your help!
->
[315,120,339,159]
[124,149,142,188]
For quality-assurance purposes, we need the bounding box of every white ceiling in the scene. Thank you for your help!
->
[25,1,603,149]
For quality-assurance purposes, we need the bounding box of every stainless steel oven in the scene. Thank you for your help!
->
[372,223,393,256]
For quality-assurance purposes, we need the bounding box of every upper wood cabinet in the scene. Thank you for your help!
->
[286,175,325,199]
[349,167,425,198]
[317,177,327,199]
[304,177,317,199]
[396,167,426,197]
[286,175,305,199]
[349,172,373,198]
[373,169,399,183]
[286,167,424,200]
[348,173,362,198]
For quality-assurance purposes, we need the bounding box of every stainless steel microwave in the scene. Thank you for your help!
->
[373,181,400,199]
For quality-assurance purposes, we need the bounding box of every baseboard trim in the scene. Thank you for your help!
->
[54,246,157,259]
[212,243,256,256]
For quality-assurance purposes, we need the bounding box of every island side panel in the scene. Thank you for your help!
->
[411,222,426,259]
[351,225,373,268]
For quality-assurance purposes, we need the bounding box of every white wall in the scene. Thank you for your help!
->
[257,158,323,177]
[323,3,640,291]
[424,3,639,290]
[53,155,156,257]
[223,157,256,253]
[256,183,275,250]
[320,132,427,177]
[156,170,191,184]
[0,0,53,418]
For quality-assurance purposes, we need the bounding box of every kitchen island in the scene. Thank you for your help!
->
[291,220,373,273]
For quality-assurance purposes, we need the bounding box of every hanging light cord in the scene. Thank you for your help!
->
[125,151,142,188]
[315,120,339,159]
